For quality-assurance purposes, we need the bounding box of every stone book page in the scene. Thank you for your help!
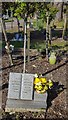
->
[8,73,22,99]
[21,74,34,100]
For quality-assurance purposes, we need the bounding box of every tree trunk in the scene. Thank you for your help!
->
[23,16,27,73]
[1,19,13,65]
[27,17,30,63]
[49,26,51,46]
[3,19,6,30]
[46,12,49,59]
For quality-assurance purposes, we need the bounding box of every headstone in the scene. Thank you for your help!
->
[8,73,22,99]
[21,74,34,100]
[6,72,48,112]
[8,73,34,100]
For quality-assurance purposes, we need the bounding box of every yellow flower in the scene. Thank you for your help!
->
[44,85,48,90]
[36,85,43,91]
[40,77,47,84]
[48,79,53,88]
[34,78,41,84]
[35,82,42,86]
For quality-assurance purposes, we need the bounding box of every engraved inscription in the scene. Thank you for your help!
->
[21,74,34,100]
[8,73,35,100]
[8,73,22,99]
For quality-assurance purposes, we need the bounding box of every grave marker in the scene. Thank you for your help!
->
[8,73,22,99]
[21,74,34,100]
[8,73,34,100]
[6,72,48,112]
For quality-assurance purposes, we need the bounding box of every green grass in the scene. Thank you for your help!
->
[2,41,24,49]
[30,39,68,53]
[51,40,68,51]
[30,41,45,51]
[11,41,24,48]
[33,19,64,29]
[2,39,68,51]
[52,40,67,47]
[54,20,64,28]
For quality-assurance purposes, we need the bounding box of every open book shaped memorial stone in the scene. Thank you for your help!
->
[8,73,34,100]
[6,72,48,111]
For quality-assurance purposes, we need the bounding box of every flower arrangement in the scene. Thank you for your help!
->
[34,74,53,94]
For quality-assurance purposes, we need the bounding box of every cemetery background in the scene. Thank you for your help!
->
[1,2,68,120]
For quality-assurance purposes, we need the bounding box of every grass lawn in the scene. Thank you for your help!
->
[2,39,68,54]
[2,41,24,49]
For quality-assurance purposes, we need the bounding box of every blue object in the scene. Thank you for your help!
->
[15,33,23,41]
[15,33,19,40]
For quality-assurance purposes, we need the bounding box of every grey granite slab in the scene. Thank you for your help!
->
[34,91,48,101]
[5,96,47,112]
[8,73,34,100]
[8,73,22,99]
[21,74,34,100]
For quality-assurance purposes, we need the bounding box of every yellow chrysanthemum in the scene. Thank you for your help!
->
[44,85,48,90]
[35,85,43,91]
[40,77,47,84]
[34,78,41,84]
[48,79,53,88]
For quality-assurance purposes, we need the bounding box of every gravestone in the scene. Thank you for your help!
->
[5,72,48,112]
[21,74,34,100]
[8,73,34,100]
[8,73,22,99]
